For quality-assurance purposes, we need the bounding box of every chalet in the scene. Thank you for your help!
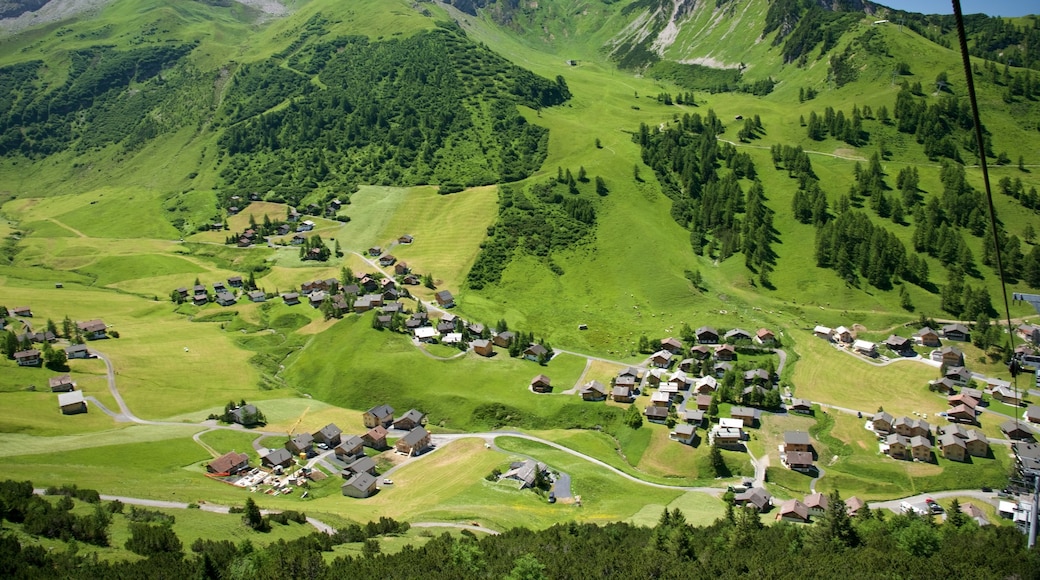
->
[990,382,1022,406]
[884,335,913,353]
[743,368,771,385]
[910,436,933,462]
[933,346,964,366]
[227,276,243,288]
[684,408,705,425]
[398,234,414,244]
[689,345,712,359]
[724,328,752,343]
[696,326,719,344]
[394,409,426,431]
[291,234,307,245]
[1027,405,1040,424]
[714,344,736,361]
[648,369,668,386]
[946,404,976,423]
[872,411,895,434]
[77,319,108,340]
[579,380,607,401]
[945,366,973,385]
[833,326,853,343]
[207,451,249,475]
[730,406,759,427]
[500,459,547,489]
[58,390,87,415]
[341,472,378,498]
[342,284,360,296]
[785,451,814,470]
[65,344,89,359]
[276,224,291,236]
[378,254,396,267]
[193,292,209,305]
[845,497,866,517]
[362,426,389,450]
[1002,421,1034,441]
[660,337,683,353]
[230,404,262,426]
[216,292,237,306]
[472,339,493,357]
[213,282,227,293]
[784,431,812,454]
[789,399,813,414]
[961,387,984,401]
[436,320,456,334]
[943,323,971,342]
[261,448,293,469]
[734,488,772,512]
[334,437,365,461]
[493,331,515,348]
[755,328,776,345]
[938,433,967,462]
[644,406,669,423]
[382,301,404,315]
[174,287,189,300]
[14,349,41,367]
[660,382,680,398]
[296,219,315,232]
[413,326,439,343]
[363,404,395,428]
[965,430,989,457]
[670,424,696,445]
[396,427,431,456]
[531,374,552,393]
[710,421,744,449]
[18,331,55,343]
[353,296,374,313]
[615,374,637,391]
[11,306,32,317]
[649,350,672,368]
[282,292,300,306]
[893,416,930,438]
[961,503,990,527]
[467,322,485,336]
[402,274,420,285]
[359,276,379,292]
[394,262,410,276]
[612,386,634,403]
[313,423,342,447]
[375,315,393,329]
[713,362,734,377]
[929,378,958,395]
[434,290,455,308]
[853,339,877,357]
[913,327,941,347]
[242,290,264,303]
[650,391,672,407]
[884,434,909,459]
[694,375,718,394]
[776,499,811,523]
[804,493,829,517]
[48,374,75,393]
[285,433,314,457]
[332,295,350,314]
[524,344,548,361]
[813,326,833,341]
[1018,324,1040,345]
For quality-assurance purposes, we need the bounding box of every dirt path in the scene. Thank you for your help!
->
[46,218,87,238]
[561,358,594,395]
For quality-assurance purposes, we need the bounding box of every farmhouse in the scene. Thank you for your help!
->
[579,380,607,401]
[714,344,736,361]
[362,426,389,449]
[852,339,877,357]
[696,326,719,344]
[335,436,365,460]
[784,431,812,454]
[57,390,87,415]
[341,472,378,498]
[776,499,810,523]
[11,306,32,317]
[77,319,108,340]
[493,331,515,348]
[14,349,41,367]
[884,335,913,353]
[871,411,895,433]
[1002,421,1034,441]
[660,337,683,353]
[396,427,431,456]
[531,374,552,393]
[261,448,293,469]
[644,406,669,423]
[393,409,426,431]
[313,423,342,447]
[813,326,833,341]
[649,350,672,368]
[670,423,696,445]
[524,344,548,361]
[730,406,759,427]
[207,452,249,475]
[785,451,814,470]
[286,433,315,457]
[938,433,967,461]
[363,404,395,428]
[788,398,813,414]
[804,493,829,517]
[434,290,455,308]
[933,346,964,366]
[694,375,717,394]
[65,344,89,359]
[282,292,300,306]
[734,488,772,512]
[943,323,971,342]
[833,326,853,343]
[612,386,634,403]
[913,327,941,347]
[500,459,547,489]
[755,328,776,345]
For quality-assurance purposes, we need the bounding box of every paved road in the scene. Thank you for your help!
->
[553,472,573,499]
[809,465,825,494]
[411,522,500,535]
[869,489,1002,513]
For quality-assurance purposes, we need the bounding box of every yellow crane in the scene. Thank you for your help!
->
[286,406,310,437]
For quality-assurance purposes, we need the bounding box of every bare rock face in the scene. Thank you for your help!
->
[0,0,51,19]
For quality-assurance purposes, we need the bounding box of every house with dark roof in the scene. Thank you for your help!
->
[730,406,759,427]
[313,423,342,447]
[696,326,719,344]
[362,426,388,449]
[363,404,395,428]
[216,292,237,307]
[396,427,431,456]
[785,451,814,470]
[285,433,315,457]
[499,459,547,489]
[207,451,250,475]
[1002,421,1034,441]
[939,433,967,461]
[580,380,607,401]
[789,399,813,414]
[247,290,266,303]
[910,435,933,462]
[472,338,493,357]
[884,434,909,459]
[531,374,552,393]
[784,431,812,454]
[261,448,294,469]
[230,404,262,427]
[933,346,964,366]
[493,331,515,348]
[65,344,90,359]
[945,366,973,385]
[77,319,108,340]
[11,306,32,317]
[393,409,426,431]
[48,374,75,392]
[378,254,396,267]
[335,436,365,460]
[434,290,455,308]
[735,488,772,512]
[341,472,378,498]
[14,349,41,367]
[884,335,913,353]
[282,292,300,306]
[670,423,697,445]
[943,323,971,342]
[776,499,810,523]
[913,327,941,347]
[345,455,378,476]
[872,411,895,433]
[724,328,752,343]
[644,406,669,423]
[612,386,634,403]
[660,337,683,353]
[524,344,548,361]
[58,391,86,415]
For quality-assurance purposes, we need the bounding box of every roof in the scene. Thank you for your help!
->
[262,448,293,465]
[845,496,865,514]
[790,398,812,409]
[696,326,718,336]
[346,456,377,474]
[343,472,377,493]
[852,339,876,351]
[435,290,454,302]
[612,386,631,397]
[805,492,829,510]
[580,380,607,395]
[77,319,106,333]
[525,344,548,356]
[813,325,832,334]
[531,374,551,386]
[57,391,85,407]
[650,391,671,403]
[315,423,341,440]
[338,435,364,450]
[786,451,813,465]
[730,406,759,418]
[471,338,491,349]
[396,409,425,425]
[778,499,809,520]
[365,425,388,440]
[208,451,248,474]
[736,487,771,510]
[64,344,89,354]
[944,323,970,335]
[784,431,811,446]
[289,432,313,449]
[938,433,966,449]
[724,328,751,339]
[399,426,430,447]
[367,404,395,418]
[48,374,73,388]
[673,424,695,436]
[644,406,669,418]
[910,435,931,449]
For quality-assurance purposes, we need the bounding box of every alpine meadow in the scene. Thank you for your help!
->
[1,0,1040,577]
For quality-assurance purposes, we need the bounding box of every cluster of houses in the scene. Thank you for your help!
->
[175,277,257,307]
[248,404,431,499]
[869,410,990,463]
[814,322,972,360]
[7,306,109,367]
[731,484,868,524]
